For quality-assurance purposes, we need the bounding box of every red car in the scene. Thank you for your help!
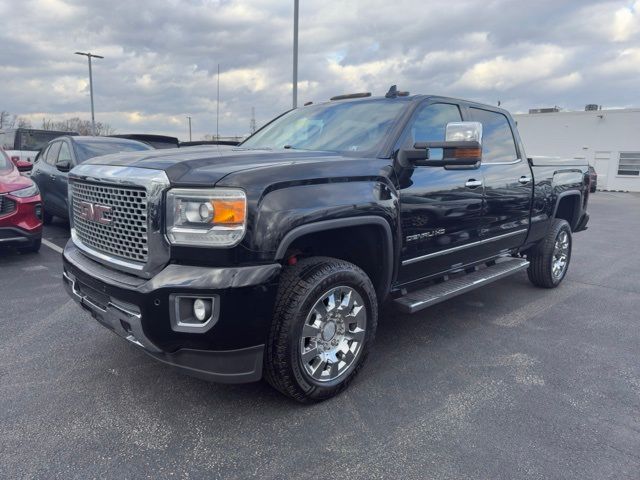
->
[0,149,43,253]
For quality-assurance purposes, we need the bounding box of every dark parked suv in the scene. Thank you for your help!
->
[31,136,152,223]
[62,88,590,402]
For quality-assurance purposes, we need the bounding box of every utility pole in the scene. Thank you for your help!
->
[293,0,299,109]
[250,107,256,134]
[216,63,220,141]
[75,51,103,135]
[186,116,192,142]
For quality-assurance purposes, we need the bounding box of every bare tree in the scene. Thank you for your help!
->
[0,111,32,129]
[39,116,115,135]
[14,115,32,129]
[0,111,10,129]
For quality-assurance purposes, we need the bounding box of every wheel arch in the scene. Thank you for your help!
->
[552,191,582,231]
[274,216,394,300]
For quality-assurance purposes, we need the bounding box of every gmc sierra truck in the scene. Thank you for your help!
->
[62,87,590,402]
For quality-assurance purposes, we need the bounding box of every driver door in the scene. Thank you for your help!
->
[397,101,485,284]
[31,142,61,216]
[50,140,74,218]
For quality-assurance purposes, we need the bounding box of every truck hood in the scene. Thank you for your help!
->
[83,146,344,186]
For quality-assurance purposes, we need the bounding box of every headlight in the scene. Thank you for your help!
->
[165,188,247,246]
[10,182,39,198]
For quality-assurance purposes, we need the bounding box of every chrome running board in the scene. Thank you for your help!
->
[393,258,530,314]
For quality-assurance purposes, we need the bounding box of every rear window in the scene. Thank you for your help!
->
[74,140,152,162]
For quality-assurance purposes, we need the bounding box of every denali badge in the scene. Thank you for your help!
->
[78,201,112,225]
[406,228,445,242]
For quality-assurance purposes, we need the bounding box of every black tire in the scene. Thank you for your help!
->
[264,257,378,403]
[527,219,572,288]
[18,238,41,254]
[43,211,54,224]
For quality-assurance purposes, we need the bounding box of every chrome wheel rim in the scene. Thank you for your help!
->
[552,230,570,279]
[299,286,367,383]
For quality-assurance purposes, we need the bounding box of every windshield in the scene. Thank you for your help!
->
[75,140,152,162]
[0,150,11,171]
[241,99,408,154]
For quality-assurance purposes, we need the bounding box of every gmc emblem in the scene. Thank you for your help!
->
[78,201,112,225]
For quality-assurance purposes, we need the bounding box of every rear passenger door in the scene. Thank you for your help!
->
[469,107,532,254]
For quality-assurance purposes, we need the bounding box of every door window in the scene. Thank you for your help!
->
[45,142,61,165]
[405,103,462,145]
[400,103,462,160]
[57,142,72,164]
[470,108,518,163]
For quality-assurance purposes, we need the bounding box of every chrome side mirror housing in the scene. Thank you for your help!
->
[445,121,483,144]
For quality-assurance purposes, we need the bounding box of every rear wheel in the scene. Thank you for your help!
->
[264,257,377,402]
[527,219,572,288]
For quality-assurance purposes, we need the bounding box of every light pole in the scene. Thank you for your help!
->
[186,116,192,142]
[216,63,220,141]
[75,51,103,135]
[292,0,299,109]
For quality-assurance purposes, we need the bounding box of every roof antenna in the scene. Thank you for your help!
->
[385,85,409,98]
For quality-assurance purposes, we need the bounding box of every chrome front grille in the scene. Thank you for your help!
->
[0,195,17,217]
[71,181,149,263]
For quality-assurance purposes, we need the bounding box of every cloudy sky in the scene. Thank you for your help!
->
[1,0,639,140]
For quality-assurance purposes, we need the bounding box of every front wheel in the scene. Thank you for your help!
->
[264,257,377,402]
[527,219,572,288]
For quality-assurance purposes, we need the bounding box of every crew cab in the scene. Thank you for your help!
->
[61,87,590,402]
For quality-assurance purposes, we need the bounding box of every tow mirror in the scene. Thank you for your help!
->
[399,121,483,168]
[56,160,71,172]
[16,160,33,173]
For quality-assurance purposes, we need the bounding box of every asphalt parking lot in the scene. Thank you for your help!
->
[1,192,639,479]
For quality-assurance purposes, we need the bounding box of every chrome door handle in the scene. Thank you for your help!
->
[50,175,56,181]
[465,179,483,188]
[518,176,531,185]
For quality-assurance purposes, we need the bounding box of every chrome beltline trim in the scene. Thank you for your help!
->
[402,229,528,266]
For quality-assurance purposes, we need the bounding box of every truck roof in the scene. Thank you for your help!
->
[322,91,510,116]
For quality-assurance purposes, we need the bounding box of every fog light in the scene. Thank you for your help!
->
[193,298,212,322]
[170,294,219,332]
[34,204,43,220]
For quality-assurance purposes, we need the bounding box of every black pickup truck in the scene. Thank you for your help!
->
[62,87,590,402]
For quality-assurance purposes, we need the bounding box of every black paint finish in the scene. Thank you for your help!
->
[66,94,591,374]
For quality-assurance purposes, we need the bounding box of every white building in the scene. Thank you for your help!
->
[514,108,640,192]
